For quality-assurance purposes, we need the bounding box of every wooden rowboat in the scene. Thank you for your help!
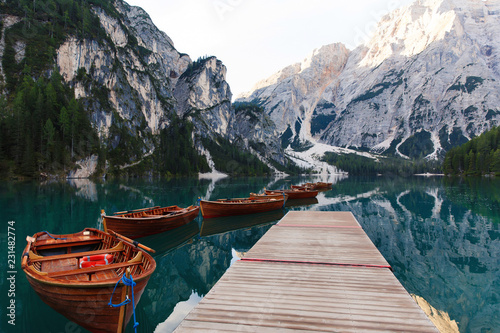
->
[102,205,200,239]
[200,197,285,219]
[265,188,319,199]
[21,228,156,333]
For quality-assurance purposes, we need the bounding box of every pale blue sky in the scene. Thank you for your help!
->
[125,0,415,98]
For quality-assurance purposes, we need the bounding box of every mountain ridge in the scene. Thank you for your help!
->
[3,0,499,178]
[238,0,500,161]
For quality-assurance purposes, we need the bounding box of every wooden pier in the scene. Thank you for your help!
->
[174,211,438,332]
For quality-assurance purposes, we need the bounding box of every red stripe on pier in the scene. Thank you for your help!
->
[242,257,392,270]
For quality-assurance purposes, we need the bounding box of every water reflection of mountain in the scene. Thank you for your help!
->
[326,177,499,333]
[67,178,98,201]
[138,217,276,329]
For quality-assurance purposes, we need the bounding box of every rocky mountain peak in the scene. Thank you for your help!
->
[239,43,349,100]
[358,0,457,69]
[174,56,233,136]
[237,43,350,148]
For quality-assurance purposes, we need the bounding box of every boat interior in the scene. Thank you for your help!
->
[114,206,188,218]
[25,230,147,282]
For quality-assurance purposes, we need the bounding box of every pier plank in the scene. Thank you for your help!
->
[244,225,389,267]
[277,211,361,227]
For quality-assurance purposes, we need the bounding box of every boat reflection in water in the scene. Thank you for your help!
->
[138,219,200,257]
[285,197,318,208]
[200,209,286,237]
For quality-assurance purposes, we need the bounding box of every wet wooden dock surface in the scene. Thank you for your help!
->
[175,211,438,332]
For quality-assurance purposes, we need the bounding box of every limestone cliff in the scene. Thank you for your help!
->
[1,0,282,177]
[174,56,233,137]
[56,1,191,140]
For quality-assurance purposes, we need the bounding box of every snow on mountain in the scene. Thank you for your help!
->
[284,142,376,175]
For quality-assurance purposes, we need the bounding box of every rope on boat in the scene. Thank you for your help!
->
[108,274,140,332]
[282,192,286,208]
[41,231,66,240]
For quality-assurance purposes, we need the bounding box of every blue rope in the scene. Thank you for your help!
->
[108,274,139,332]
[282,192,286,208]
[41,231,66,240]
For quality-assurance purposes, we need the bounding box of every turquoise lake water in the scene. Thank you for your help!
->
[0,176,499,332]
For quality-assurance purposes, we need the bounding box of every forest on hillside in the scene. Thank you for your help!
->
[321,152,441,176]
[0,70,99,177]
[443,126,500,176]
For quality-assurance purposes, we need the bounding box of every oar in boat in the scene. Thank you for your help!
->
[21,236,36,268]
[107,230,156,253]
[117,268,131,333]
[101,210,108,233]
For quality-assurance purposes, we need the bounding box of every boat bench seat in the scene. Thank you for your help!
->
[34,236,103,251]
[48,260,142,278]
[30,242,125,263]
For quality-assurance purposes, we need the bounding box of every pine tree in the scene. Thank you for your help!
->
[467,151,476,174]
[59,106,70,139]
[492,149,500,174]
[43,118,55,160]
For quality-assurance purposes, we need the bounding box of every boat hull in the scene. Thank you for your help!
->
[200,198,285,218]
[104,205,200,239]
[25,272,150,333]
